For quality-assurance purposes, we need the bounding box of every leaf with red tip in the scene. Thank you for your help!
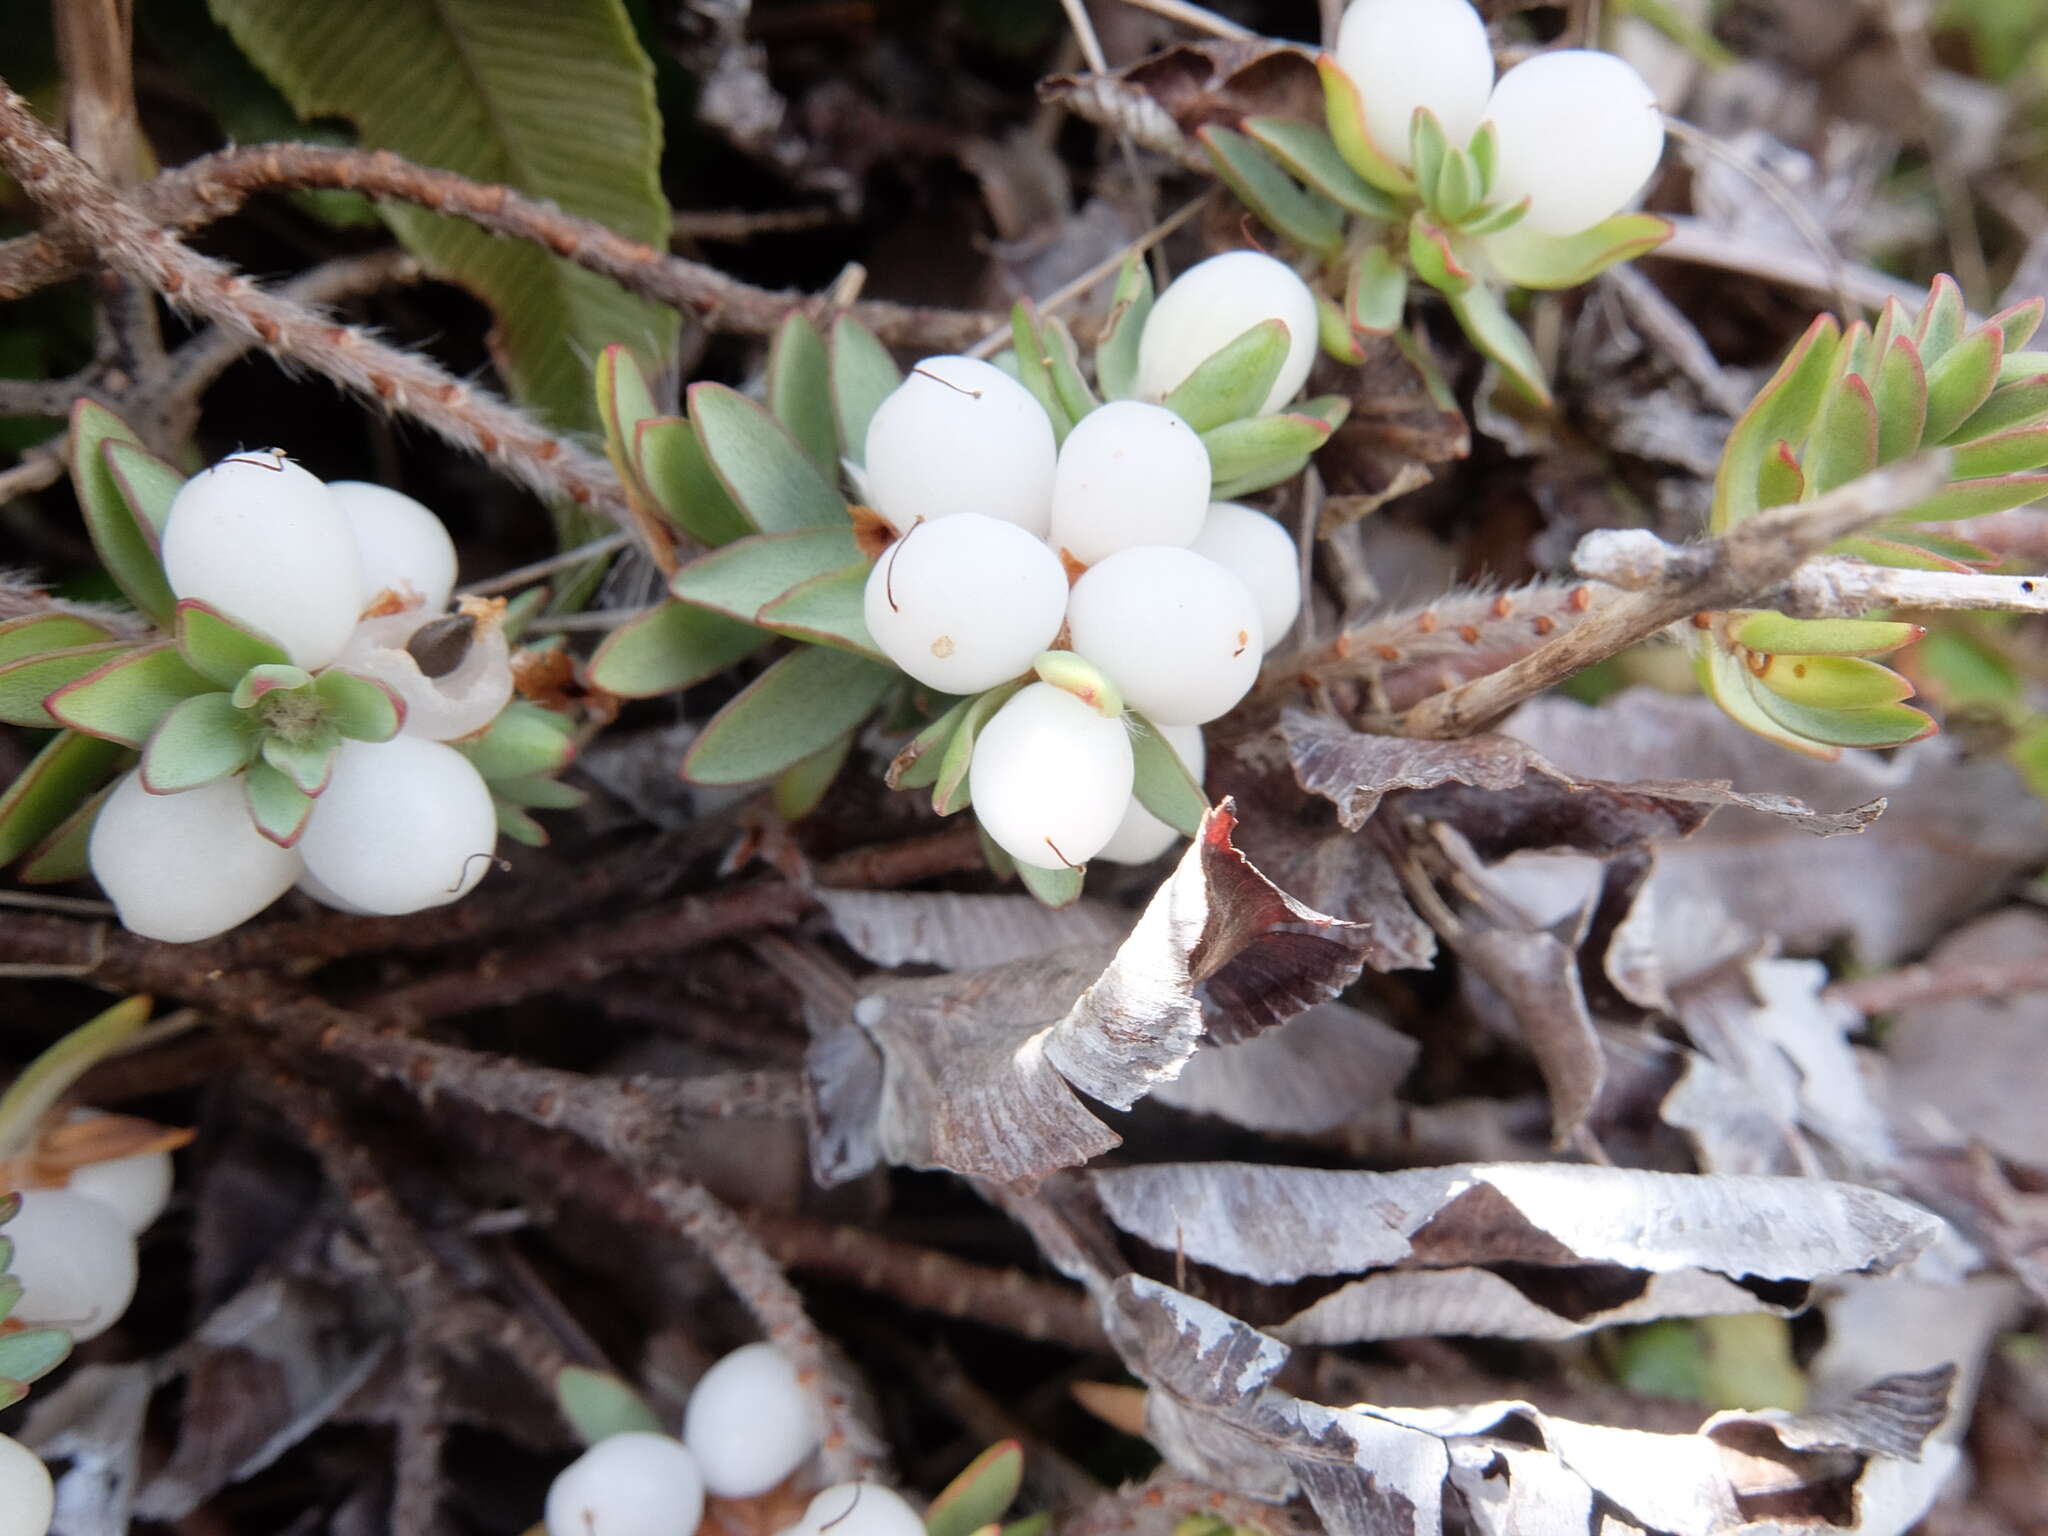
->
[1199,125,1344,260]
[1758,441,1804,510]
[587,599,767,699]
[1750,686,1936,750]
[1923,328,2003,443]
[1713,316,1842,531]
[176,599,292,689]
[1316,53,1412,196]
[682,645,896,786]
[141,692,260,793]
[1730,613,1922,656]
[1873,338,1927,462]
[1950,423,2048,478]
[243,757,315,847]
[1244,116,1397,218]
[1914,274,1967,365]
[46,641,214,747]
[1482,213,1672,291]
[70,404,177,626]
[927,1442,1024,1536]
[1992,296,2044,354]
[1752,653,1915,709]
[0,641,134,729]
[1445,284,1550,408]
[1806,373,1879,495]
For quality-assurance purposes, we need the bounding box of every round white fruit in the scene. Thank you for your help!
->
[863,515,1068,694]
[969,682,1134,870]
[682,1342,821,1498]
[162,450,364,669]
[0,1434,53,1536]
[863,356,1058,536]
[331,609,513,741]
[1483,49,1664,236]
[5,1188,138,1343]
[778,1483,927,1536]
[1335,0,1494,166]
[296,737,497,916]
[1048,402,1211,566]
[63,1108,174,1234]
[1096,722,1205,866]
[1066,548,1263,726]
[329,481,459,614]
[1188,502,1301,651]
[91,770,303,943]
[544,1432,705,1536]
[1133,252,1321,418]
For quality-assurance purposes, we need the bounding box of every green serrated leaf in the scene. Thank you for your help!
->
[832,317,903,467]
[1200,125,1345,260]
[682,646,896,786]
[1346,244,1406,336]
[1729,613,1921,656]
[0,994,151,1158]
[462,700,578,781]
[1018,861,1084,907]
[1446,284,1551,407]
[587,600,768,699]
[636,417,754,549]
[1129,714,1206,838]
[1481,213,1672,290]
[773,729,855,820]
[1200,413,1332,491]
[1316,54,1412,196]
[176,599,293,689]
[1749,685,1934,749]
[1162,320,1291,433]
[1873,339,1927,463]
[1713,315,1841,531]
[47,641,215,747]
[688,383,849,533]
[1094,255,1154,402]
[933,681,1024,817]
[670,527,863,623]
[70,405,175,626]
[769,313,840,477]
[755,564,882,658]
[209,0,675,429]
[1949,423,2048,478]
[1804,374,1879,496]
[243,756,315,846]
[1242,116,1397,219]
[261,724,341,795]
[141,691,260,792]
[0,641,135,729]
[0,614,116,668]
[888,697,971,791]
[1406,216,1472,296]
[1922,328,2003,444]
[1751,652,1914,708]
[927,1442,1024,1536]
[555,1365,663,1447]
[1914,274,1967,366]
[315,669,404,742]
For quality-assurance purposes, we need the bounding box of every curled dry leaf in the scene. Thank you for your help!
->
[1150,1000,1417,1135]
[816,888,1129,971]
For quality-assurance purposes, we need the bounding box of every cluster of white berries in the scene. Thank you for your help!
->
[858,253,1307,871]
[545,1342,922,1536]
[1337,0,1665,236]
[90,454,512,942]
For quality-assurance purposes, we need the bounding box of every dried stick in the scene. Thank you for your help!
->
[1393,451,1953,737]
[1826,952,2048,1016]
[0,84,633,522]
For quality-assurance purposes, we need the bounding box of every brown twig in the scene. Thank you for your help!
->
[1826,952,2048,1016]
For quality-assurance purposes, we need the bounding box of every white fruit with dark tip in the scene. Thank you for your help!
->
[1133,252,1321,417]
[1097,722,1205,866]
[544,1431,705,1536]
[1048,402,1210,566]
[0,1434,53,1536]
[330,481,459,613]
[682,1342,821,1497]
[90,771,303,943]
[776,1483,927,1536]
[1335,0,1495,165]
[969,683,1134,870]
[63,1108,174,1234]
[296,737,497,915]
[1188,502,1301,650]
[863,356,1058,536]
[162,450,363,668]
[863,515,1068,694]
[5,1188,138,1343]
[1483,49,1664,235]
[1066,548,1263,726]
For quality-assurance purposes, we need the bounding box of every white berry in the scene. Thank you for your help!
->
[1133,253,1321,418]
[1048,402,1211,567]
[969,682,1134,869]
[296,737,497,915]
[332,609,514,741]
[863,515,1068,694]
[90,770,302,943]
[864,356,1058,536]
[5,1188,138,1343]
[1335,0,1495,166]
[544,1432,704,1536]
[778,1483,927,1536]
[62,1108,174,1234]
[1188,502,1301,651]
[1483,50,1664,236]
[1097,722,1205,866]
[0,1434,53,1536]
[683,1343,821,1498]
[330,481,459,614]
[1066,548,1263,726]
[162,450,364,669]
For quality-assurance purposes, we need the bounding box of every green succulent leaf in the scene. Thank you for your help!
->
[463,700,578,780]
[597,344,662,506]
[495,802,548,845]
[932,681,1024,817]
[1294,394,1352,432]
[1830,533,1985,572]
[1010,302,1070,438]
[1750,653,1915,709]
[773,729,856,821]
[1914,274,1967,366]
[1212,453,1312,501]
[230,663,316,710]
[0,613,117,668]
[0,1329,70,1390]
[1757,442,1804,510]
[755,564,882,658]
[1318,293,1368,364]
[261,725,341,796]
[1433,148,1480,226]
[1041,318,1099,426]
[1872,339,1927,463]
[315,669,405,743]
[1162,320,1291,433]
[1728,612,1922,656]
[1129,713,1206,839]
[1948,423,2048,478]
[555,1365,663,1448]
[586,600,768,699]
[491,773,586,810]
[768,313,840,477]
[636,416,754,549]
[1952,374,2048,440]
[1481,213,1672,290]
[1922,328,2003,444]
[1200,412,1334,493]
[1018,860,1084,907]
[1406,216,1472,296]
[1199,125,1345,260]
[1242,116,1398,219]
[1899,471,2048,523]
[1748,685,1934,749]
[1713,315,1841,531]
[1094,254,1155,402]
[887,696,971,791]
[242,758,315,846]
[670,527,864,624]
[1992,297,2045,354]
[926,1442,1024,1536]
[1804,373,1879,496]
[0,730,124,870]
[70,405,177,626]
[1345,244,1406,338]
[1695,641,1840,760]
[0,641,135,729]
[688,383,850,534]
[175,600,293,689]
[832,317,903,466]
[141,691,262,793]
[1315,54,1413,196]
[682,646,896,786]
[1408,107,1450,215]
[1445,284,1551,407]
[47,642,215,747]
